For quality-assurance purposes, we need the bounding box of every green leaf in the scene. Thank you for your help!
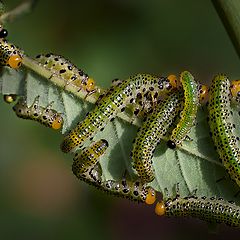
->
[1,65,240,205]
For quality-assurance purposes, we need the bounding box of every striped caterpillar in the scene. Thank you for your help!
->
[0,38,23,69]
[13,96,63,130]
[72,139,156,204]
[35,53,96,94]
[61,73,176,153]
[131,90,183,183]
[155,186,240,227]
[167,71,200,149]
[207,74,240,187]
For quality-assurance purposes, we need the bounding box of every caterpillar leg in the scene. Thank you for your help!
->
[184,135,193,141]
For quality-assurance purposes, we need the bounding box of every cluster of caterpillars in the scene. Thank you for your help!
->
[3,26,240,228]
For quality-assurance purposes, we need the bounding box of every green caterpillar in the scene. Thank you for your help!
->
[13,96,63,130]
[35,53,96,94]
[72,139,156,204]
[131,90,183,183]
[167,71,199,149]
[61,73,175,153]
[208,74,240,187]
[155,189,240,227]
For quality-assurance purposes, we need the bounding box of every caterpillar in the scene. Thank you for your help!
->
[35,53,96,94]
[72,139,156,204]
[61,73,175,153]
[208,74,240,187]
[13,96,63,130]
[3,94,17,103]
[0,39,23,69]
[167,71,199,149]
[155,191,240,228]
[131,91,183,183]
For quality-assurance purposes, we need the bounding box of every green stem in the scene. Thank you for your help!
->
[212,0,240,59]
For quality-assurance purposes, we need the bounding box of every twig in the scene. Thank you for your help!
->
[0,0,37,24]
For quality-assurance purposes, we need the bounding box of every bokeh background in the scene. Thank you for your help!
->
[1,0,240,239]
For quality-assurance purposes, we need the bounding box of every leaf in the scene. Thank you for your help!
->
[1,65,240,205]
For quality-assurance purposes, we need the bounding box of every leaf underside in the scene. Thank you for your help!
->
[1,66,240,204]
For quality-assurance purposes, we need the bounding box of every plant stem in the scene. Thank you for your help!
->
[0,0,37,24]
[212,0,240,59]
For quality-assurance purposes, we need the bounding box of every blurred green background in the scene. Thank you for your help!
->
[0,0,240,239]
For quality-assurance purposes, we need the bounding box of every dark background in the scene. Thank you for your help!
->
[0,0,240,239]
